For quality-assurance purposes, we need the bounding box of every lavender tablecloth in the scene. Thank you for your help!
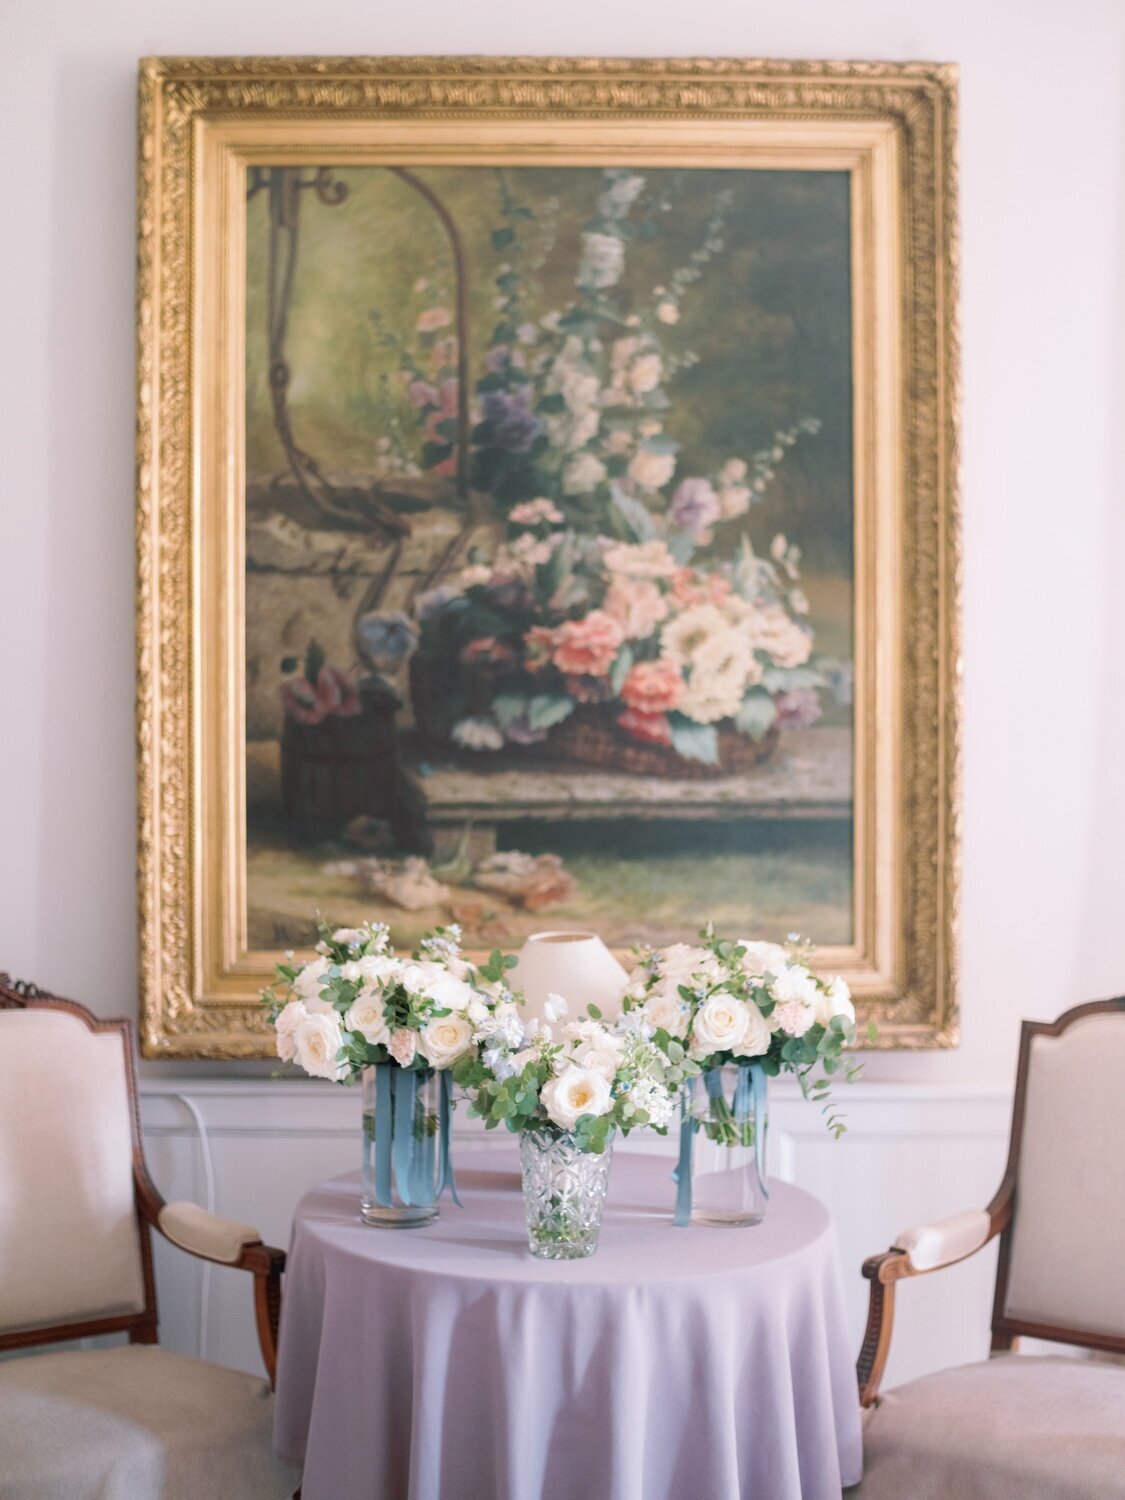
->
[274,1151,862,1500]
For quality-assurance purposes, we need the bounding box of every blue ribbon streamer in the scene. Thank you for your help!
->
[371,1063,460,1211]
[672,1063,768,1226]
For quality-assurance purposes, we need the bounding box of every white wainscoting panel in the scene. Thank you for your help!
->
[140,1079,1012,1391]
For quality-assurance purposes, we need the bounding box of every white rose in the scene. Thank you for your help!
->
[690,993,751,1059]
[657,943,712,982]
[642,987,691,1038]
[571,1033,624,1082]
[737,941,788,979]
[291,957,332,1010]
[540,1066,614,1130]
[388,1028,418,1068]
[353,953,401,987]
[343,988,390,1048]
[293,1011,348,1081]
[732,1003,772,1058]
[816,976,856,1028]
[418,1013,474,1069]
[772,962,820,1007]
[274,1000,307,1063]
[331,927,364,946]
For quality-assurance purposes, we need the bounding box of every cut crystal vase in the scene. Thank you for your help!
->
[519,1128,614,1259]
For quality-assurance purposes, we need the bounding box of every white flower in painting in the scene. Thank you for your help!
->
[628,353,664,394]
[690,993,751,1059]
[597,173,645,218]
[541,1066,614,1130]
[274,1000,308,1063]
[745,604,813,669]
[732,1003,772,1058]
[293,1011,348,1082]
[655,300,680,324]
[602,538,678,580]
[562,452,608,495]
[678,673,745,725]
[719,458,748,485]
[388,1028,418,1068]
[458,563,493,590]
[717,485,752,519]
[642,986,691,1038]
[343,988,390,1049]
[816,976,856,1029]
[418,1012,474,1069]
[737,941,788,979]
[659,604,730,670]
[627,448,677,492]
[576,231,626,290]
[452,716,504,752]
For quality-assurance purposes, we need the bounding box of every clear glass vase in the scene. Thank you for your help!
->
[360,1066,443,1228]
[519,1129,614,1259]
[690,1064,769,1227]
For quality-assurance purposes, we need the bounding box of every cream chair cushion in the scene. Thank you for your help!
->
[0,1345,300,1500]
[1004,1012,1125,1338]
[0,1009,145,1334]
[850,1354,1125,1498]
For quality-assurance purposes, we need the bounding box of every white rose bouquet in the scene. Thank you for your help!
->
[263,920,521,1222]
[453,993,680,1156]
[620,927,863,1225]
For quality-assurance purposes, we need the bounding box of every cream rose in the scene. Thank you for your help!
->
[343,988,390,1049]
[570,1033,624,1082]
[642,987,691,1038]
[540,1066,614,1131]
[690,992,751,1059]
[732,1003,772,1058]
[293,1011,348,1081]
[815,976,856,1028]
[418,1013,474,1069]
[274,1000,307,1063]
[737,941,788,979]
[292,957,332,1010]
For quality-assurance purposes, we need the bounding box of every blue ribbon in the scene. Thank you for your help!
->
[672,1063,768,1226]
[371,1064,460,1211]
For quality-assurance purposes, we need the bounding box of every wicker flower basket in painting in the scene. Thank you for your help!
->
[548,707,780,780]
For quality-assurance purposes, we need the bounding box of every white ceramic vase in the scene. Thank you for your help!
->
[514,931,629,1024]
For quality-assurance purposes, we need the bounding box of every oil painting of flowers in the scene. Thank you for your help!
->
[243,164,855,955]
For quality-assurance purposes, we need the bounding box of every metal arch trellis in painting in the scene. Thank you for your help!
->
[245,163,475,615]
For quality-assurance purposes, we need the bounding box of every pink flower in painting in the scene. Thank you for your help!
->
[670,568,732,609]
[550,610,625,678]
[620,659,685,716]
[617,707,673,746]
[432,455,458,478]
[438,378,460,418]
[603,577,670,641]
[281,665,362,725]
[774,688,823,731]
[510,498,565,528]
[416,307,452,334]
[523,626,557,672]
[461,637,518,674]
[407,379,440,409]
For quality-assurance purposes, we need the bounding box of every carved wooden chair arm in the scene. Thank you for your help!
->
[136,1169,286,1387]
[856,1182,1013,1407]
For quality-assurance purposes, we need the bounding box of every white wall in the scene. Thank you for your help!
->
[3,0,1124,1389]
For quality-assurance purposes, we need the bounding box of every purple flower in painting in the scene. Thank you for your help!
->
[408,379,440,410]
[668,477,721,537]
[503,715,549,746]
[481,388,542,454]
[357,611,418,665]
[485,344,512,373]
[773,688,823,731]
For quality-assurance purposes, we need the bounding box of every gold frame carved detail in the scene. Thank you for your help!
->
[136,55,960,1057]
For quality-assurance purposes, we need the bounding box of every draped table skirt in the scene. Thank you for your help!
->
[273,1151,862,1500]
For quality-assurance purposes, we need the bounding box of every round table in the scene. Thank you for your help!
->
[273,1151,862,1500]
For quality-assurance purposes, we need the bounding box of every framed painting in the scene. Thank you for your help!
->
[136,56,960,1057]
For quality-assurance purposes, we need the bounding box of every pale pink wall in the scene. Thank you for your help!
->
[2,0,1123,1087]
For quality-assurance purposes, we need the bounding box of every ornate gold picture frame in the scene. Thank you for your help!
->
[136,56,960,1057]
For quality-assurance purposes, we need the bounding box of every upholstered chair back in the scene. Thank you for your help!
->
[0,1006,147,1337]
[1000,1006,1125,1341]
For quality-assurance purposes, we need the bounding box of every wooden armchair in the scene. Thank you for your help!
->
[0,977,300,1499]
[852,998,1125,1498]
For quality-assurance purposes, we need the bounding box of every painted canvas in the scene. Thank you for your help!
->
[243,163,855,954]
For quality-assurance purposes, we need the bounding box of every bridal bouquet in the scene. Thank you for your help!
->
[263,921,520,1226]
[620,928,860,1226]
[453,993,680,1155]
